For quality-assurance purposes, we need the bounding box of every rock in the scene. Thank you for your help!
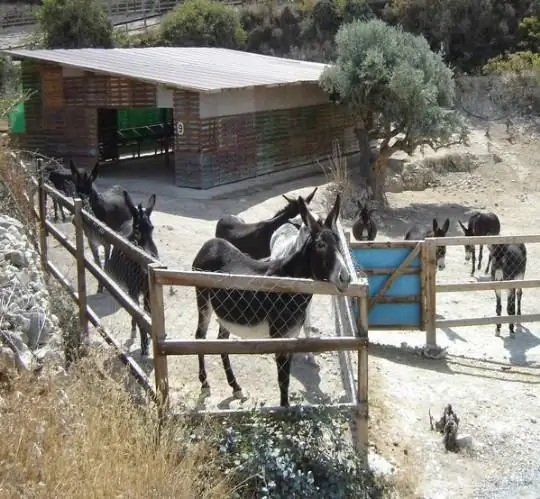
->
[0,346,17,370]
[5,250,28,268]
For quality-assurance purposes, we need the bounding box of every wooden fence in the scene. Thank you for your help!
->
[427,234,540,344]
[345,232,540,348]
[27,157,370,461]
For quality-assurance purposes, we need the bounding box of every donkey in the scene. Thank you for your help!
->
[405,218,450,271]
[268,210,325,367]
[352,201,377,241]
[192,193,351,407]
[458,211,501,276]
[69,160,133,293]
[214,187,318,260]
[44,164,76,222]
[105,191,158,357]
[490,243,526,337]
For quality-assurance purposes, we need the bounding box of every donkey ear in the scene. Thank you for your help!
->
[305,187,318,204]
[89,162,99,183]
[282,194,293,203]
[324,193,341,232]
[69,159,78,178]
[123,190,137,218]
[432,218,439,232]
[146,193,156,215]
[442,218,450,234]
[298,196,321,235]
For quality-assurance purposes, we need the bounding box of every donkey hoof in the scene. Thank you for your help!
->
[232,389,245,400]
[494,329,501,337]
[200,387,211,398]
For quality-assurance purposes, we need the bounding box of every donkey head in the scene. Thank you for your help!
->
[299,192,351,292]
[432,218,450,271]
[281,187,318,219]
[458,220,475,262]
[69,160,98,198]
[123,191,158,258]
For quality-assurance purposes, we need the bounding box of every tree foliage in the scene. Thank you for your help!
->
[385,0,535,72]
[36,0,113,49]
[320,19,467,198]
[160,0,246,49]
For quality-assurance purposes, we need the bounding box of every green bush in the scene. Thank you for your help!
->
[35,0,113,49]
[160,0,246,49]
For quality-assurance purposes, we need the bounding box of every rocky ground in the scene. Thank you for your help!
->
[0,214,62,372]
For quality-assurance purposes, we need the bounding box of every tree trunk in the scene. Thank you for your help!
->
[353,126,386,203]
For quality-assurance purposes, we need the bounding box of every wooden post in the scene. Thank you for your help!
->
[424,239,437,346]
[148,263,169,418]
[73,198,89,349]
[37,159,48,271]
[355,295,369,467]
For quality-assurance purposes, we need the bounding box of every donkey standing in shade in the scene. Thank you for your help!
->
[192,193,351,407]
[405,218,450,271]
[105,191,158,357]
[490,243,526,337]
[214,187,318,259]
[352,201,377,241]
[458,211,501,276]
[69,160,133,293]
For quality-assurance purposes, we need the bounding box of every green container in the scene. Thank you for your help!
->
[117,108,172,130]
[8,101,25,133]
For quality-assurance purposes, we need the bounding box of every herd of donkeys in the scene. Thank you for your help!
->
[41,161,527,406]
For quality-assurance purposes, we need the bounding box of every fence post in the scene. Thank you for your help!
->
[424,239,437,346]
[73,198,89,351]
[36,158,48,272]
[355,294,369,467]
[148,263,169,418]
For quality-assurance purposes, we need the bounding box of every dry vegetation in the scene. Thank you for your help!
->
[0,354,230,499]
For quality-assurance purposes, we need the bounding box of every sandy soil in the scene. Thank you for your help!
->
[47,121,540,498]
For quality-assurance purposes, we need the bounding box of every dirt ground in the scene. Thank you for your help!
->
[47,121,540,498]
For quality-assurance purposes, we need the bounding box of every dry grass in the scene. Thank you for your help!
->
[0,354,231,499]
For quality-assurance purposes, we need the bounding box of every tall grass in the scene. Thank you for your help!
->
[0,354,230,498]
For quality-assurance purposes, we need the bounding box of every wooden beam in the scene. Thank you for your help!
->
[436,314,540,328]
[437,279,540,293]
[159,337,368,356]
[154,269,369,297]
[349,240,422,249]
[363,267,420,276]
[427,234,540,246]
[368,243,421,310]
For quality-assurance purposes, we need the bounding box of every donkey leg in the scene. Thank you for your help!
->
[195,288,212,397]
[139,288,151,357]
[217,325,243,399]
[478,245,483,271]
[494,289,502,336]
[471,247,476,276]
[303,302,317,365]
[517,288,523,317]
[275,352,293,407]
[484,246,492,274]
[88,238,104,293]
[53,199,59,222]
[507,288,516,337]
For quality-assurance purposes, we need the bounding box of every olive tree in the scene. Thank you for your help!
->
[36,0,113,49]
[320,19,468,201]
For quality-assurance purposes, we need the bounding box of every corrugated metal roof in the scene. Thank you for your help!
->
[2,47,328,93]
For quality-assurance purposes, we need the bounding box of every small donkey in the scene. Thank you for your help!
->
[352,201,377,241]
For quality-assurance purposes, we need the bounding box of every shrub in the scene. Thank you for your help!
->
[35,0,113,49]
[320,19,467,201]
[160,0,246,49]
